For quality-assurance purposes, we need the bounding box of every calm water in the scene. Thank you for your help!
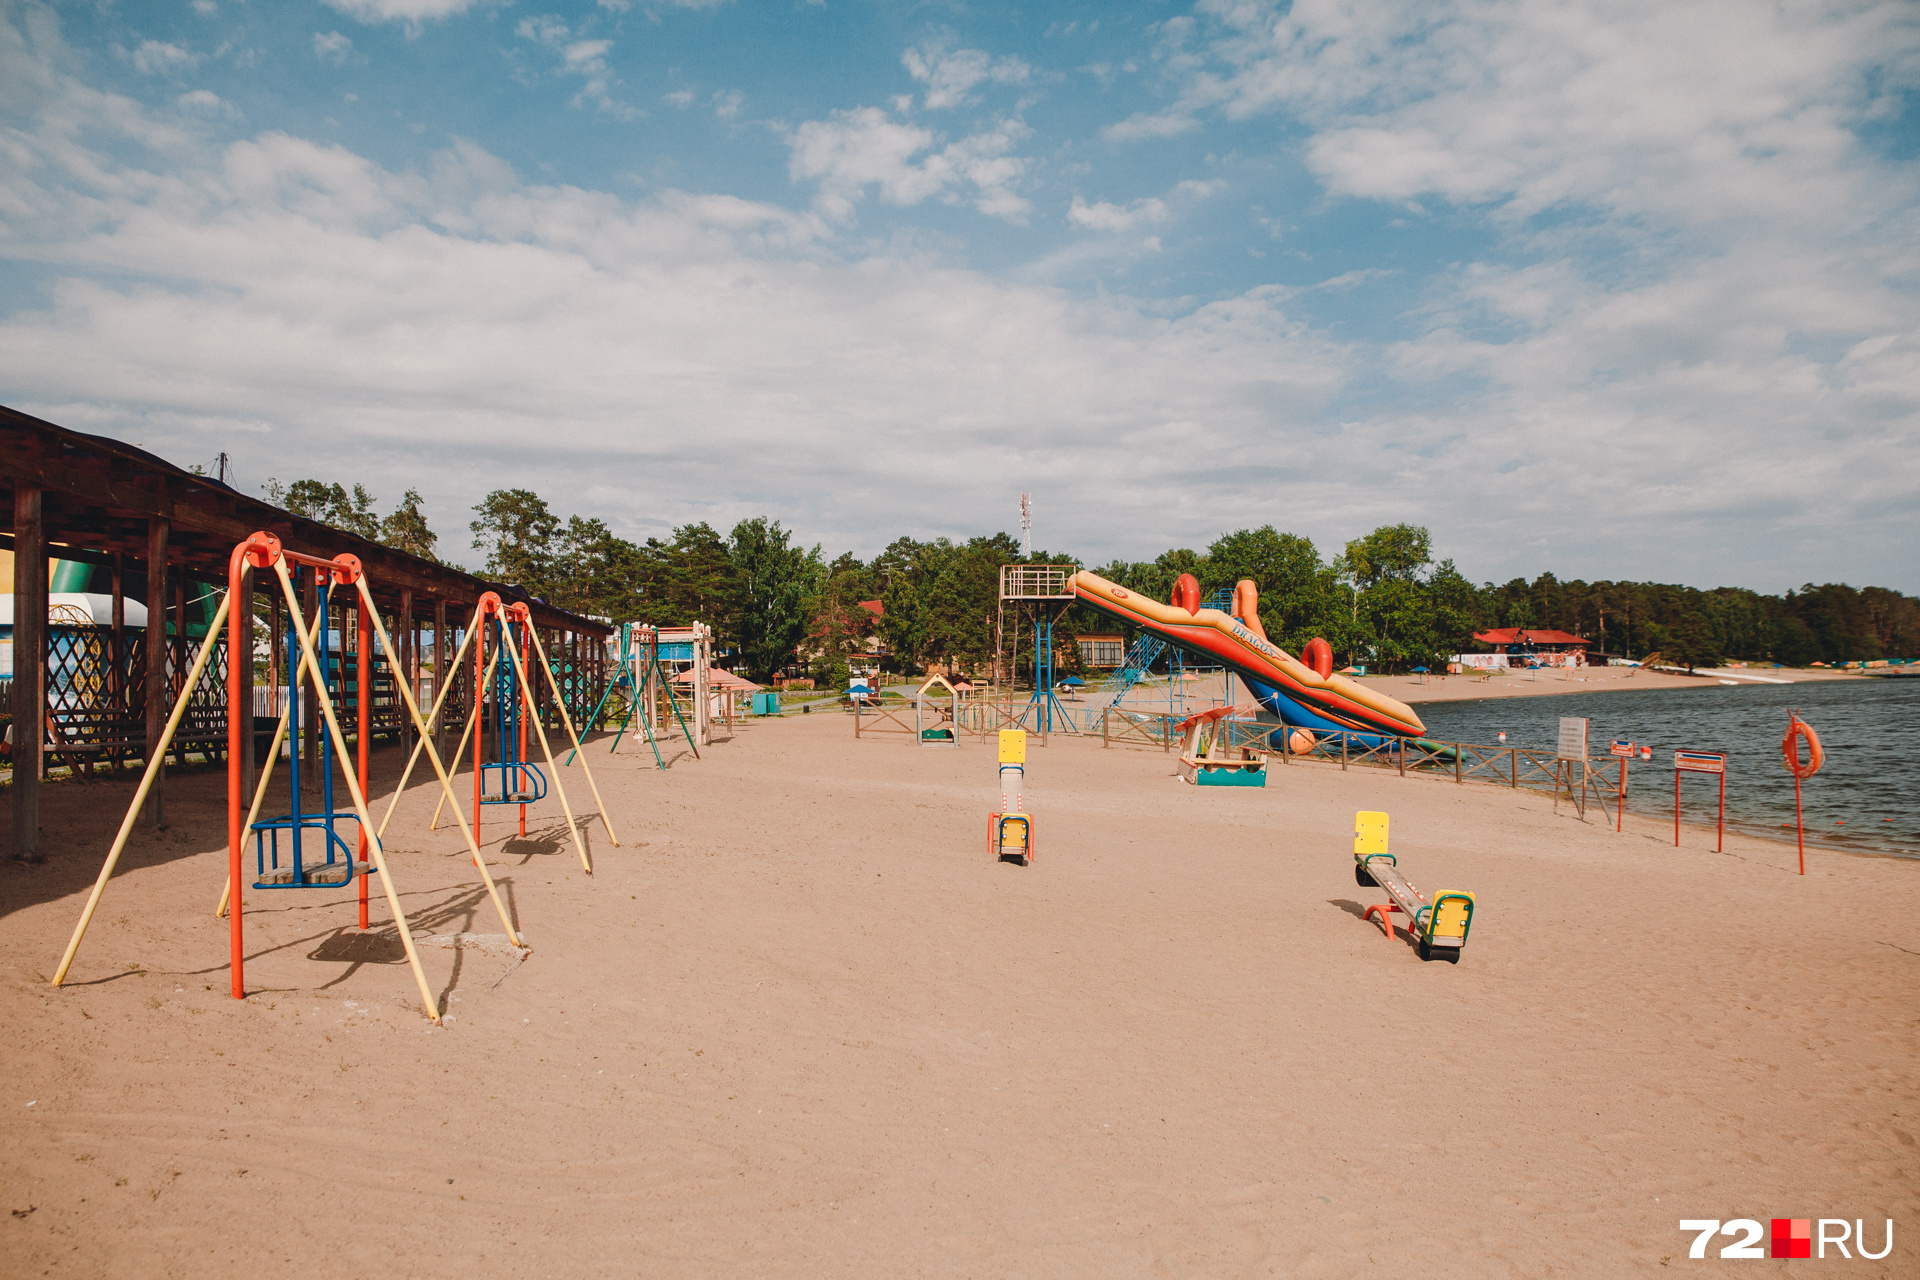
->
[1412,678,1920,860]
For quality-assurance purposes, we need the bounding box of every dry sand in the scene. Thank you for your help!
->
[2,709,1914,1277]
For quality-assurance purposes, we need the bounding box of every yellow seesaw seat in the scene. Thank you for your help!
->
[1351,810,1475,963]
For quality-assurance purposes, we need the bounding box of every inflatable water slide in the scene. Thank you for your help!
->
[1071,569,1426,746]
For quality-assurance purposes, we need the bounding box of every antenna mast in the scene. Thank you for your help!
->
[1020,493,1031,557]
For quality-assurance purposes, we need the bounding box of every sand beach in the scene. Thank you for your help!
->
[1,708,1913,1277]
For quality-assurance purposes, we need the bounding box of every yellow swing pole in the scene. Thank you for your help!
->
[378,602,484,838]
[499,619,592,874]
[354,576,522,948]
[428,646,500,832]
[53,591,232,987]
[525,624,621,846]
[273,559,441,1022]
[215,703,291,917]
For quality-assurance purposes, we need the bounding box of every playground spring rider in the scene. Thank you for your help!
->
[475,596,547,840]
[989,729,1033,865]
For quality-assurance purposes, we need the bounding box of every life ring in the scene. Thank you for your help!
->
[1782,715,1823,780]
[1302,637,1334,680]
[1170,573,1201,614]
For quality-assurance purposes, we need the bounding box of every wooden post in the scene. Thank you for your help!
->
[433,598,449,754]
[398,587,414,753]
[11,486,46,859]
[172,572,186,766]
[1510,747,1518,787]
[144,517,168,827]
[1341,732,1348,771]
[110,553,125,770]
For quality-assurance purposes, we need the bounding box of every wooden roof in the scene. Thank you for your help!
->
[0,403,609,635]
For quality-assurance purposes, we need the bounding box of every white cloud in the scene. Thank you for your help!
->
[2,2,1916,588]
[515,17,633,118]
[321,0,480,26]
[1067,195,1168,232]
[902,41,1031,110]
[130,40,198,75]
[176,89,236,118]
[313,31,353,64]
[0,21,1353,568]
[1101,110,1197,141]
[787,107,1031,221]
[712,89,743,120]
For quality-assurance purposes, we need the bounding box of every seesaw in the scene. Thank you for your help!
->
[1351,810,1475,962]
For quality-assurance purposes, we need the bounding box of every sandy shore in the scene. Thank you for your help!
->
[2,711,1914,1277]
[1365,666,1867,705]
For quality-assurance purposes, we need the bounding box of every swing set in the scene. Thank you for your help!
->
[409,593,621,870]
[51,533,530,1021]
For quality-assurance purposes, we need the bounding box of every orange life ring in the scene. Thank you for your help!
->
[1782,715,1823,780]
[1302,637,1334,680]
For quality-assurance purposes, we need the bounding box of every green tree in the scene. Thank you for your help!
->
[380,488,438,561]
[729,517,820,679]
[275,479,380,539]
[471,489,559,589]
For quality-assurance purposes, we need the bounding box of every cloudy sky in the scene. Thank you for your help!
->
[1,0,1916,590]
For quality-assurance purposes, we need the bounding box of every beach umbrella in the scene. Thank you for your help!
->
[1059,676,1085,687]
[1412,666,1428,673]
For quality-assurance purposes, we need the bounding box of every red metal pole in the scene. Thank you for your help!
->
[1717,770,1725,853]
[357,596,371,930]
[519,621,530,838]
[226,543,249,1000]
[1616,757,1626,833]
[1794,770,1805,875]
[473,615,484,848]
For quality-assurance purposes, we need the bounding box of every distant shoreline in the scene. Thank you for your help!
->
[1369,666,1867,705]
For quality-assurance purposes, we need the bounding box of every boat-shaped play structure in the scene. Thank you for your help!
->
[1071,569,1426,746]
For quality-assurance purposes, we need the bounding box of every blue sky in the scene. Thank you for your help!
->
[2,0,1917,591]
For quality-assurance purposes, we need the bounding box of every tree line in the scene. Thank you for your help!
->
[268,478,1919,679]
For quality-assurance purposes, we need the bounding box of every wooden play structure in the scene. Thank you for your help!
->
[989,729,1033,865]
[570,621,700,770]
[53,533,529,1021]
[421,592,620,871]
[1350,810,1475,963]
[916,673,959,746]
[1175,705,1267,787]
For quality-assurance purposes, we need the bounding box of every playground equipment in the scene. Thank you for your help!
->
[571,622,700,769]
[1782,712,1823,875]
[916,673,959,746]
[1072,570,1426,745]
[54,533,525,1020]
[425,593,619,871]
[989,729,1033,864]
[995,565,1077,734]
[1350,811,1474,962]
[1175,705,1267,787]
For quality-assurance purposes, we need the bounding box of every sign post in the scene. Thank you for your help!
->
[1673,751,1727,852]
[1609,739,1635,832]
[1554,717,1591,819]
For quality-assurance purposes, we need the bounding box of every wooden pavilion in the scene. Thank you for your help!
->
[2,404,612,860]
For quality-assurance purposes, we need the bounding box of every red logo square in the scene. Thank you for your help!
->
[1771,1218,1810,1259]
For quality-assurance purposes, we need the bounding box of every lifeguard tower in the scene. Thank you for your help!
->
[995,564,1077,734]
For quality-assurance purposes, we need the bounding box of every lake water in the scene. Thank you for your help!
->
[1411,678,1920,860]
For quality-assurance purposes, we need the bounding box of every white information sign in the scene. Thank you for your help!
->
[1557,716,1590,761]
